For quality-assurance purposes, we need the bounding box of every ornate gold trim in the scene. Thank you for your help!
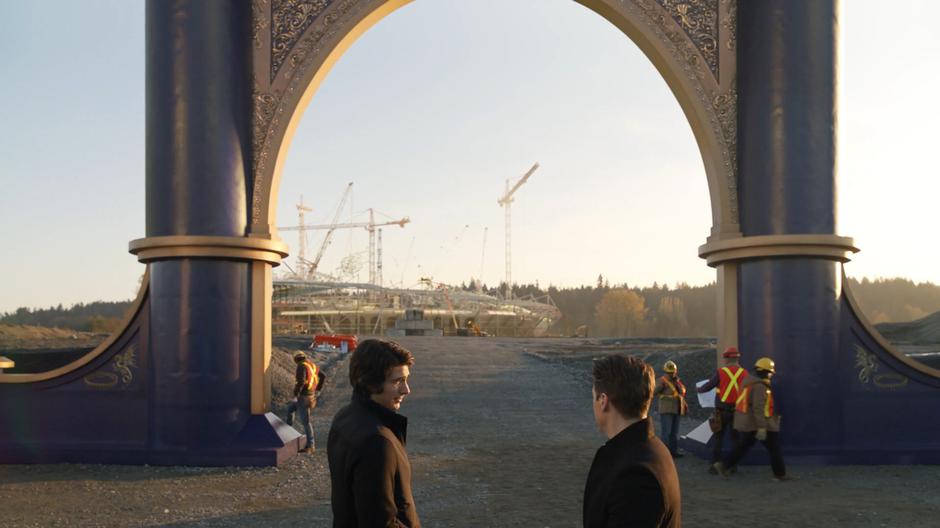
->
[843,272,940,380]
[698,234,858,267]
[0,271,150,384]
[251,0,740,235]
[129,235,289,265]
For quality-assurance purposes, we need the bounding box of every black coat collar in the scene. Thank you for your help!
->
[605,417,655,449]
[352,392,408,444]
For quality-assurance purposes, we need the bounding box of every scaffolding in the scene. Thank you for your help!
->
[272,280,560,337]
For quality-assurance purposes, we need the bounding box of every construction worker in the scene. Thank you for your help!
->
[285,351,325,453]
[654,360,688,458]
[697,347,747,472]
[713,357,790,481]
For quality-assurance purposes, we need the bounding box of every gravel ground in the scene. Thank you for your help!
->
[2,337,940,527]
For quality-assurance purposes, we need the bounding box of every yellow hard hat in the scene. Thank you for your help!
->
[663,360,677,373]
[293,351,307,361]
[755,357,775,373]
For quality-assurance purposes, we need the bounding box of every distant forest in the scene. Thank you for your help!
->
[846,277,940,324]
[3,276,940,337]
[0,301,132,334]
[468,276,716,337]
[466,276,940,337]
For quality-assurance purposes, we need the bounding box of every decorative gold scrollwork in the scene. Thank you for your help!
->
[873,373,909,390]
[84,372,119,390]
[83,345,137,390]
[270,0,332,80]
[855,344,878,384]
[252,0,270,49]
[655,0,720,79]
[676,4,698,29]
[113,345,136,385]
[721,0,736,50]
[854,344,909,389]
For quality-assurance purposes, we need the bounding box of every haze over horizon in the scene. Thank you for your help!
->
[1,0,939,314]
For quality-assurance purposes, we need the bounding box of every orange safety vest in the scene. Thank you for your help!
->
[735,381,774,418]
[735,386,750,413]
[718,365,745,404]
[660,376,686,398]
[302,361,319,392]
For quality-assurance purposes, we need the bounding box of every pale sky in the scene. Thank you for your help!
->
[1,0,938,313]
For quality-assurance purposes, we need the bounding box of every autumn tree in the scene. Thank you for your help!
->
[594,289,647,337]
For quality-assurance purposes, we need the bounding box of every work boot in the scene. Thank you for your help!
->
[712,462,731,478]
[708,464,719,475]
[301,446,314,454]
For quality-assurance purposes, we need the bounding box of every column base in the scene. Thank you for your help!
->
[0,413,303,467]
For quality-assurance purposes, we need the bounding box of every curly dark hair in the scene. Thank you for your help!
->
[349,339,415,396]
[592,354,654,419]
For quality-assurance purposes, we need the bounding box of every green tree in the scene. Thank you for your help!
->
[652,295,689,336]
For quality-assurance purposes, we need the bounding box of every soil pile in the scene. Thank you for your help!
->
[270,336,347,431]
[876,309,940,344]
[0,323,103,350]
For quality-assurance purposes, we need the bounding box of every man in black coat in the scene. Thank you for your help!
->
[328,339,420,528]
[584,354,682,527]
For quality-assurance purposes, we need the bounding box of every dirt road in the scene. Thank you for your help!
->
[2,337,940,526]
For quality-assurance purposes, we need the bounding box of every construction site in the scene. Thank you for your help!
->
[272,164,561,338]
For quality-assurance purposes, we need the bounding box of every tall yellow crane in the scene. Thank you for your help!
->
[497,162,539,300]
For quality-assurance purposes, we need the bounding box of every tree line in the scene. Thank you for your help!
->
[4,276,939,337]
[462,275,940,338]
[459,275,717,337]
[846,277,940,324]
[0,301,132,334]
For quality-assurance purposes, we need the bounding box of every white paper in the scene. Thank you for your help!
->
[696,379,715,408]
[682,419,713,444]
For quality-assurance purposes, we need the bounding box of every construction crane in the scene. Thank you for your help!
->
[280,183,353,281]
[294,195,314,278]
[497,162,539,300]
[279,207,409,284]
[477,226,488,294]
[367,209,379,286]
[420,277,459,333]
[376,228,384,288]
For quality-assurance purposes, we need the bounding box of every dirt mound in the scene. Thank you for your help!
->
[876,309,940,344]
[521,337,716,421]
[270,336,348,433]
[0,323,103,350]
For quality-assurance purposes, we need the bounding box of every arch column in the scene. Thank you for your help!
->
[735,0,845,458]
[132,0,295,463]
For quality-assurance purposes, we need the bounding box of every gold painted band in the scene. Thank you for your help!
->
[698,234,858,267]
[129,235,289,265]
